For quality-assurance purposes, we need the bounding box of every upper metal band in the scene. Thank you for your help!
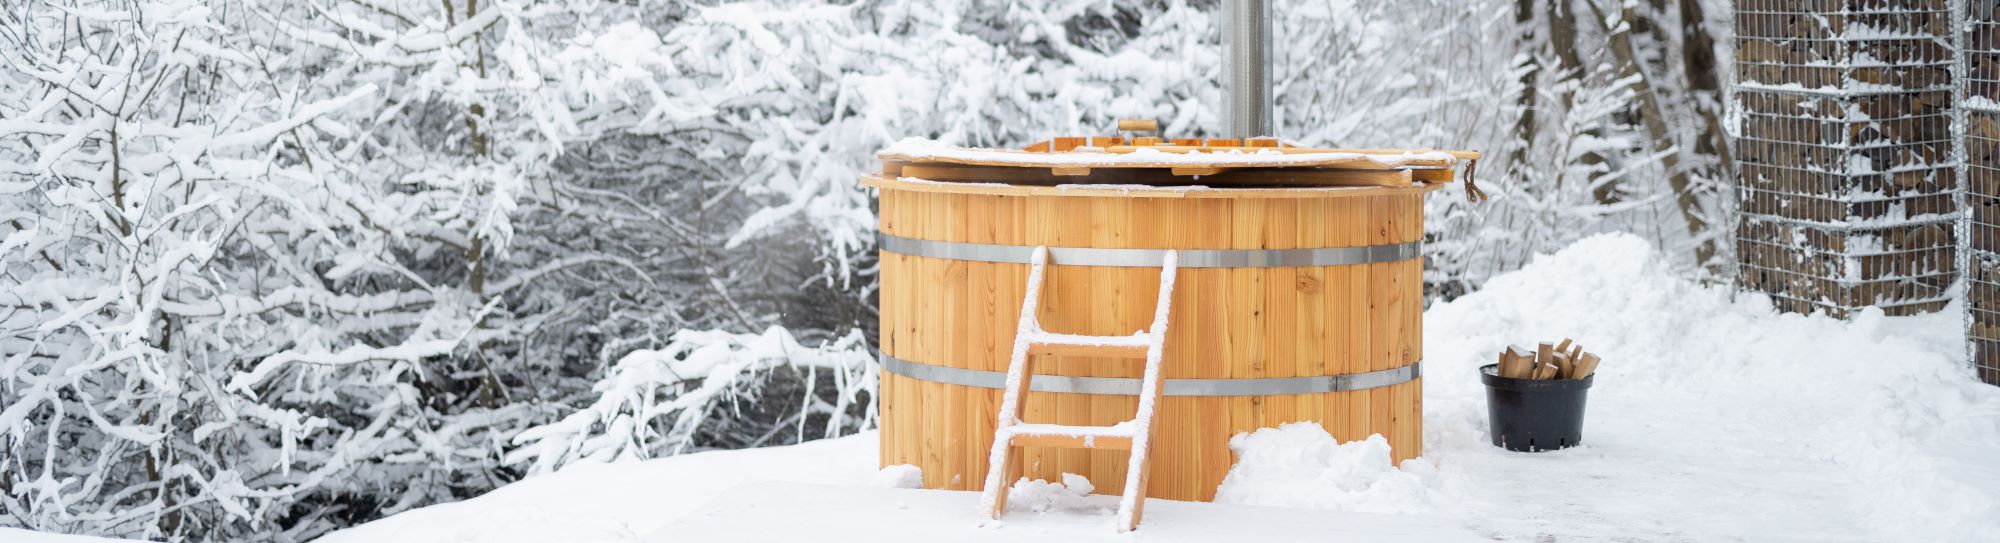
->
[877,233,1419,268]
[879,353,1419,397]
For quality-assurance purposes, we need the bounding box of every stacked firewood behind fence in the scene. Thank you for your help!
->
[1966,1,2000,386]
[1733,0,1961,317]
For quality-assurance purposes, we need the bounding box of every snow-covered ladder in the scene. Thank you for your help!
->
[977,246,1178,532]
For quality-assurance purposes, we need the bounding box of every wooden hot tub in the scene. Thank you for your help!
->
[871,140,1466,502]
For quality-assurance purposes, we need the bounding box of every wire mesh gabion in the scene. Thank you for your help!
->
[1964,0,2000,386]
[1734,0,1962,318]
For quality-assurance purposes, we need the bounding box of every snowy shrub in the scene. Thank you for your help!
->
[507,327,874,474]
[5,0,474,538]
[0,0,708,538]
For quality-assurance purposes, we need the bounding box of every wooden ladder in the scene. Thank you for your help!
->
[976,246,1179,532]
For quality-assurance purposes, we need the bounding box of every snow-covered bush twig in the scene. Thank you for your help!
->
[507,327,875,475]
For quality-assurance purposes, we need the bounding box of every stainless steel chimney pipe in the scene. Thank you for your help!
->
[1222,0,1273,139]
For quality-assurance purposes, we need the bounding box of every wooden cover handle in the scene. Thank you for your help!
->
[1117,119,1160,132]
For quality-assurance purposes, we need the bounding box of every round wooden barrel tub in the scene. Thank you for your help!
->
[871,176,1432,502]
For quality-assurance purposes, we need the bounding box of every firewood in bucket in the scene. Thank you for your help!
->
[1552,351,1575,379]
[1499,345,1536,378]
[1494,341,1601,380]
[1572,352,1602,380]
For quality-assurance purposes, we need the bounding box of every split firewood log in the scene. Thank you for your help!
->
[1572,353,1602,380]
[1499,345,1536,378]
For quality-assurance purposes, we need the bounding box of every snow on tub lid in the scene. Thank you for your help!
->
[877,138,1467,170]
[869,138,1483,198]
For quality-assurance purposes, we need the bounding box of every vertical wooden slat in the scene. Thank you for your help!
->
[884,185,912,469]
[1405,378,1424,463]
[1399,194,1425,461]
[1052,196,1093,485]
[1090,195,1130,495]
[1293,198,1328,437]
[1224,196,1265,489]
[938,195,970,489]
[1194,198,1232,501]
[1333,196,1372,445]
[1016,194,1054,484]
[1366,196,1401,452]
[915,193,945,488]
[955,195,991,490]
[877,190,902,470]
[893,250,921,473]
[1261,199,1300,433]
[1156,197,1201,501]
[880,373,901,466]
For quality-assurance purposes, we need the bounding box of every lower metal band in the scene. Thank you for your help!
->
[878,233,1419,268]
[878,354,1419,396]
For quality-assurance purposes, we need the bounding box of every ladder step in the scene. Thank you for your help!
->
[1025,331,1153,358]
[1028,342,1149,359]
[1028,331,1151,347]
[999,422,1140,450]
[1010,434,1133,450]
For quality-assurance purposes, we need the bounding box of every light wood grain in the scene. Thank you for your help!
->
[1117,119,1160,132]
[1008,434,1135,450]
[877,186,1428,502]
[1026,342,1148,359]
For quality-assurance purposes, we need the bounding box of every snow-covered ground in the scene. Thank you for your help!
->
[1415,234,2000,542]
[19,234,1999,541]
[311,233,2000,542]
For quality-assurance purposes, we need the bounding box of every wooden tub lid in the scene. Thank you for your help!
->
[874,139,1481,195]
[861,175,1447,199]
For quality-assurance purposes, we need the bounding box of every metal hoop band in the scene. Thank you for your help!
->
[877,233,1419,268]
[879,354,1419,397]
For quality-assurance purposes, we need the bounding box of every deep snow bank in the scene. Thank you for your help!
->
[1214,424,1444,514]
[1417,233,2000,541]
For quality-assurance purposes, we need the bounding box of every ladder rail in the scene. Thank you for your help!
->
[1116,250,1177,530]
[977,246,1050,520]
[989,246,1050,432]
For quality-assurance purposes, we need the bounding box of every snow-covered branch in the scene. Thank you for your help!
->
[506,327,874,475]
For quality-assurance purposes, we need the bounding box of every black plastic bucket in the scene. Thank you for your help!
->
[1480,363,1593,452]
